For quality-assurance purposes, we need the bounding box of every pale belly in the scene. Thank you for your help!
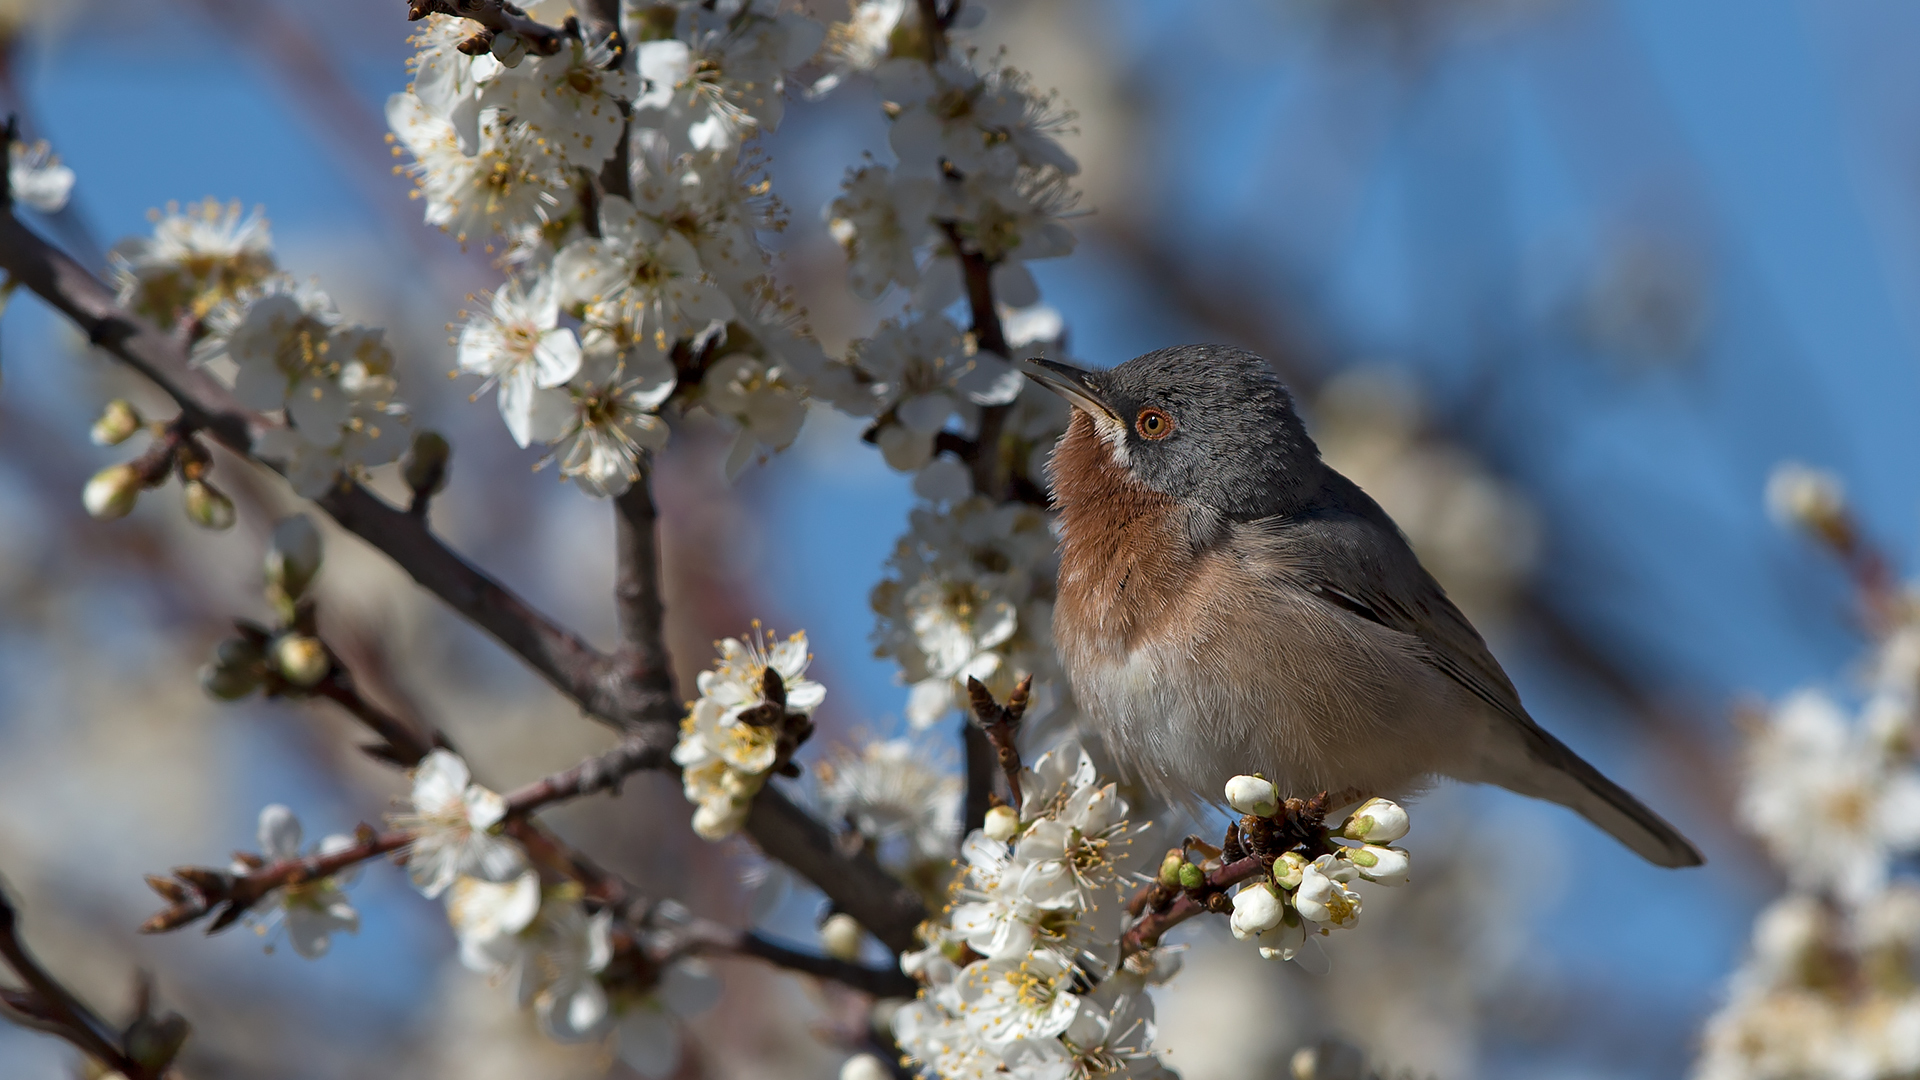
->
[1059,602,1489,810]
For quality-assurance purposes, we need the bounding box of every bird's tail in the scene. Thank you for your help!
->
[1472,721,1704,868]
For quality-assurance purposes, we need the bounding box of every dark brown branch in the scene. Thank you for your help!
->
[1119,853,1265,958]
[140,827,408,936]
[0,891,169,1079]
[746,786,927,954]
[504,734,673,814]
[611,478,677,719]
[310,662,438,767]
[677,926,918,998]
[406,0,568,55]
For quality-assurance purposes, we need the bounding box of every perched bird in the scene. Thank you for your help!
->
[1028,344,1703,868]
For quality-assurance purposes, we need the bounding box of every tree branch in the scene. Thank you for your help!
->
[963,676,1029,827]
[669,924,918,998]
[405,0,568,56]
[745,786,927,954]
[611,477,678,721]
[0,890,169,1079]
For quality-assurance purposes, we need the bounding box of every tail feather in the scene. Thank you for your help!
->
[1474,722,1704,869]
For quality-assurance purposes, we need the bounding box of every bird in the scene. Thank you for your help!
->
[1026,344,1704,868]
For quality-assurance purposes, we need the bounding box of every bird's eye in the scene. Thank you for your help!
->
[1135,408,1174,440]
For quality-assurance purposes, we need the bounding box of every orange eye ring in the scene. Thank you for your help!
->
[1136,408,1174,440]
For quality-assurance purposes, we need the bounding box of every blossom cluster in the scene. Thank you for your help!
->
[1695,464,1920,1079]
[674,627,826,841]
[388,1,831,493]
[1220,779,1411,964]
[893,743,1176,1080]
[872,495,1060,728]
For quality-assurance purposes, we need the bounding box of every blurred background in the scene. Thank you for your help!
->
[2,0,1915,1076]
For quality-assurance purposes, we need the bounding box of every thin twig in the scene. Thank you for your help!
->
[310,662,439,767]
[0,890,165,1078]
[964,675,1030,825]
[670,925,919,998]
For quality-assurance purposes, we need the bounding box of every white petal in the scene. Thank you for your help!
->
[257,804,303,861]
[533,329,583,387]
[412,750,472,812]
[464,784,508,830]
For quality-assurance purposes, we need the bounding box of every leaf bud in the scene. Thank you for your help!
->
[91,398,143,446]
[266,515,323,604]
[1272,850,1309,891]
[122,1012,191,1075]
[402,431,451,504]
[1339,797,1409,844]
[820,912,864,962]
[1176,861,1204,891]
[272,633,329,688]
[182,480,236,530]
[1159,850,1186,887]
[1224,774,1279,817]
[200,659,262,701]
[982,804,1019,842]
[83,463,144,519]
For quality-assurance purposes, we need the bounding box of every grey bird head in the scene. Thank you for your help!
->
[1027,344,1326,520]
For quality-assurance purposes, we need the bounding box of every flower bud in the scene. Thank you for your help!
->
[1159,850,1186,887]
[200,642,264,700]
[1230,882,1285,940]
[266,515,323,603]
[1345,844,1410,885]
[1176,861,1204,891]
[982,804,1019,842]
[491,29,528,66]
[1339,797,1408,844]
[83,463,144,519]
[820,912,864,962]
[1766,462,1846,534]
[1272,850,1309,891]
[182,480,236,530]
[402,431,451,504]
[272,633,329,688]
[840,1054,891,1080]
[1224,774,1279,817]
[91,399,143,446]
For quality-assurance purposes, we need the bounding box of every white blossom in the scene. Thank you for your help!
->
[1224,774,1280,818]
[701,350,810,481]
[392,749,527,898]
[388,94,567,246]
[458,274,584,447]
[459,887,615,1042]
[1339,797,1410,844]
[246,804,359,959]
[674,628,825,841]
[819,736,962,871]
[822,315,1022,473]
[405,13,504,152]
[110,199,276,323]
[7,137,73,213]
[494,33,632,169]
[1230,882,1285,939]
[553,195,734,353]
[1767,461,1847,533]
[827,164,937,299]
[1293,854,1362,930]
[535,343,677,497]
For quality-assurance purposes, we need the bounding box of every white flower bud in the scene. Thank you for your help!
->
[1291,1040,1366,1080]
[83,463,144,519]
[840,1054,892,1080]
[1230,882,1285,940]
[267,515,323,602]
[1272,850,1310,891]
[820,912,864,962]
[491,29,528,67]
[91,399,143,446]
[1294,856,1362,929]
[1339,797,1409,844]
[1766,461,1845,532]
[1224,774,1279,817]
[272,633,329,688]
[182,480,236,530]
[982,804,1019,842]
[1344,844,1410,885]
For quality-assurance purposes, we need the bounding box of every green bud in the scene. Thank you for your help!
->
[1176,862,1205,891]
[1272,850,1309,891]
[91,399,143,446]
[272,633,329,688]
[266,515,322,606]
[402,431,451,504]
[122,1012,190,1075]
[1159,851,1186,887]
[83,463,144,520]
[199,639,264,701]
[182,480,236,530]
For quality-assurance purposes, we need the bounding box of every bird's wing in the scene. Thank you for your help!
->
[1249,472,1532,727]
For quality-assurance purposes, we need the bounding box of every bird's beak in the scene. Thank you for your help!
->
[1023,358,1120,423]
